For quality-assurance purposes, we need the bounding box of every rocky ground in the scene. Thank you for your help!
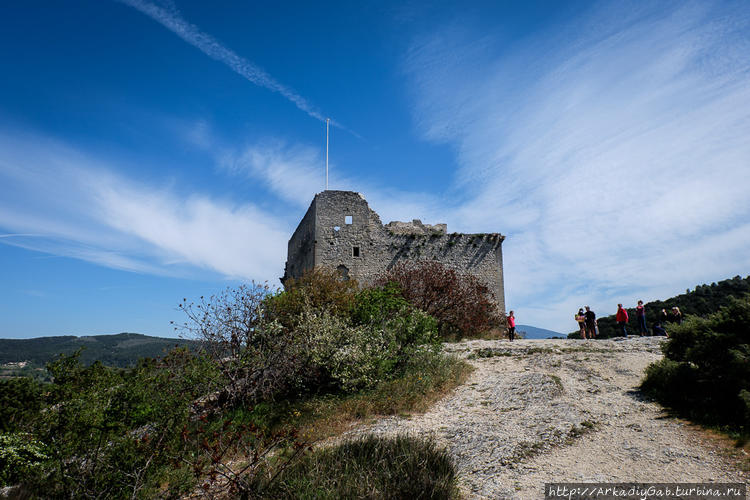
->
[343,337,748,499]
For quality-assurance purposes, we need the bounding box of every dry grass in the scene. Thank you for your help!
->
[290,353,473,442]
[689,423,750,473]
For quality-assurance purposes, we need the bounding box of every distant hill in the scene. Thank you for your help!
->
[516,324,564,339]
[570,274,750,338]
[0,333,199,378]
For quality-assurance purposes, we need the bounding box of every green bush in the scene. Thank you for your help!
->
[351,282,411,326]
[261,434,460,499]
[640,295,750,429]
[21,349,220,498]
[298,308,376,390]
[268,269,359,328]
[0,433,47,487]
[352,283,441,375]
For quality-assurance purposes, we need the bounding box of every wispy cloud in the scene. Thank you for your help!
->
[117,0,327,122]
[0,130,290,284]
[0,126,445,287]
[219,141,326,207]
[217,141,451,229]
[404,1,750,329]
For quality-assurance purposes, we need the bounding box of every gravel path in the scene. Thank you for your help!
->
[344,337,748,499]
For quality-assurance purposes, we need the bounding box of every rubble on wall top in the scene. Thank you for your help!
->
[317,190,366,199]
[385,219,448,235]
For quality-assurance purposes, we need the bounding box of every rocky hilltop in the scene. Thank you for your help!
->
[344,337,747,499]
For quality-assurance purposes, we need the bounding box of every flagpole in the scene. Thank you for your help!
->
[325,118,330,190]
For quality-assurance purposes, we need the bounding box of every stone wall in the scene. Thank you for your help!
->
[284,200,316,281]
[283,190,506,314]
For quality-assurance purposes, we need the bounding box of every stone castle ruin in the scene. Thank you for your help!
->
[283,190,506,315]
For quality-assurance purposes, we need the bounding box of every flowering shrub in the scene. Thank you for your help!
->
[300,309,383,391]
[299,301,439,392]
[175,277,441,402]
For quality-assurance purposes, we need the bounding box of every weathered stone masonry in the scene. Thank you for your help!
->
[283,190,506,314]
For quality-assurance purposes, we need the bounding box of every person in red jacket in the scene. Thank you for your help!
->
[507,310,516,341]
[616,303,629,337]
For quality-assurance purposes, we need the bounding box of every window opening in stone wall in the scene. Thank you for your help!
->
[352,246,360,257]
[345,215,353,225]
[336,264,350,281]
[334,226,340,233]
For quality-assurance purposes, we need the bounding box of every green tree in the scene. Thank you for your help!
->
[25,349,219,498]
[0,377,44,433]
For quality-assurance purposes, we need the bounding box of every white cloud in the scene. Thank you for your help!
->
[219,141,325,208]
[93,182,289,281]
[0,128,450,288]
[0,130,289,284]
[404,2,750,330]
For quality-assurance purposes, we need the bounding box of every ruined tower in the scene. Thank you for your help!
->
[283,190,506,314]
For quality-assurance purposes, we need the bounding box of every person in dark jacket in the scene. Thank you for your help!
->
[653,308,669,337]
[660,308,669,326]
[635,300,648,336]
[583,306,597,339]
[616,304,629,337]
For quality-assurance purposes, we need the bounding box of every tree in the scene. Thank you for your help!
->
[375,261,502,339]
[175,283,309,407]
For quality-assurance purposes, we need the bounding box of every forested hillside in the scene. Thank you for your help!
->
[0,333,197,378]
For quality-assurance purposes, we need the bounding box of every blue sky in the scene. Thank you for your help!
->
[1,0,749,338]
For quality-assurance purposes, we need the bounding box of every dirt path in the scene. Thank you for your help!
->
[345,337,747,499]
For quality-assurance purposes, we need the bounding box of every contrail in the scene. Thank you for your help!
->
[117,0,327,122]
[0,234,42,238]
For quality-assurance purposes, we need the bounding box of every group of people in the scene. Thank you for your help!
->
[574,306,599,339]
[574,303,683,339]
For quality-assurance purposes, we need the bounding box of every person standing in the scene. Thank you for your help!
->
[670,306,683,325]
[575,308,586,337]
[583,306,597,339]
[635,300,648,336]
[616,304,629,337]
[507,310,516,341]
